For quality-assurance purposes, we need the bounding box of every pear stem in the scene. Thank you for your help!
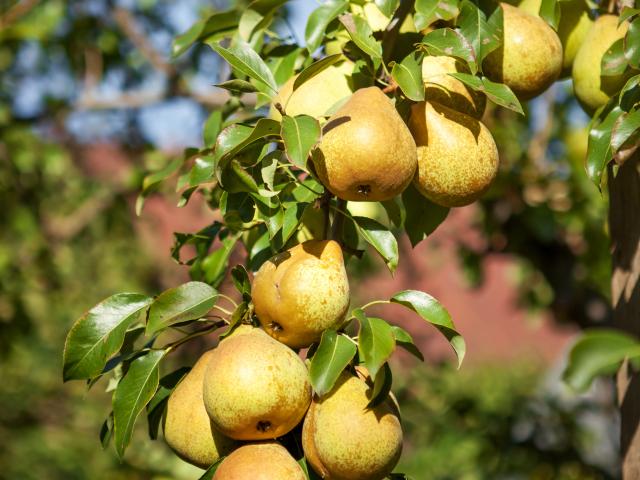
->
[163,322,227,352]
[212,304,233,316]
[216,293,238,310]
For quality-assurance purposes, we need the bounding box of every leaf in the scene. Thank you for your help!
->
[619,7,640,24]
[203,110,223,148]
[281,115,321,169]
[146,282,218,335]
[238,0,288,41]
[216,119,281,172]
[231,265,252,297]
[449,72,523,114]
[63,293,152,381]
[456,1,487,73]
[368,362,393,408]
[189,155,217,187]
[198,457,226,479]
[172,10,239,57]
[355,310,396,378]
[625,17,640,69]
[375,0,399,18]
[620,74,640,112]
[611,109,640,153]
[99,413,114,449]
[539,0,560,30]
[309,330,357,396]
[293,54,343,92]
[215,79,259,93]
[146,367,190,440]
[352,216,399,273]
[391,325,424,361]
[141,157,183,196]
[340,13,383,61]
[390,290,465,367]
[586,104,624,187]
[562,329,640,392]
[414,0,460,31]
[601,38,628,77]
[402,184,449,247]
[201,234,239,287]
[391,52,425,101]
[209,41,278,96]
[422,28,477,72]
[305,1,349,54]
[113,349,165,458]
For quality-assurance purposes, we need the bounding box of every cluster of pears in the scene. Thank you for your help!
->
[163,240,403,479]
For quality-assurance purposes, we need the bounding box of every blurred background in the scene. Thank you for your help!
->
[0,1,619,479]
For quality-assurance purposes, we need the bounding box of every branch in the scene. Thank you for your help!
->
[0,0,38,29]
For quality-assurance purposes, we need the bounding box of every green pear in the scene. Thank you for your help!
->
[213,442,306,480]
[269,61,354,121]
[312,87,417,201]
[203,328,311,440]
[253,240,350,348]
[409,101,499,207]
[518,0,592,77]
[302,372,403,480]
[163,351,237,468]
[422,55,487,118]
[483,3,563,100]
[572,15,631,114]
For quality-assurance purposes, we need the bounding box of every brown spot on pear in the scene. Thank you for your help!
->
[572,15,632,114]
[312,87,418,201]
[302,372,403,480]
[253,240,350,348]
[163,351,237,468]
[213,442,306,480]
[408,101,499,207]
[483,3,562,100]
[203,327,311,440]
[422,55,487,119]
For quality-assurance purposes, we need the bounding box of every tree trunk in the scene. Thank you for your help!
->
[610,155,640,479]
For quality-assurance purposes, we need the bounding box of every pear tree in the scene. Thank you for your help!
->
[62,0,640,478]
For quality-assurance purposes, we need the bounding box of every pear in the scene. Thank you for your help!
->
[213,442,306,480]
[572,15,631,114]
[483,3,562,100]
[203,327,311,440]
[269,61,354,121]
[252,240,350,348]
[312,87,417,201]
[163,351,237,468]
[518,0,592,76]
[422,55,487,119]
[302,372,403,480]
[408,101,499,207]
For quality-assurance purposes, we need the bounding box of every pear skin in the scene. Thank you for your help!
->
[312,87,418,201]
[253,240,350,348]
[572,15,631,114]
[213,443,306,480]
[270,61,354,121]
[203,328,311,440]
[422,55,487,119]
[163,351,237,468]
[483,3,562,100]
[409,102,499,207]
[302,373,403,480]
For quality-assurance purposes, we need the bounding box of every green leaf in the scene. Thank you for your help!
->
[305,1,349,54]
[625,18,640,69]
[220,159,259,193]
[146,282,218,335]
[198,455,226,479]
[209,41,278,96]
[141,157,183,196]
[368,362,393,408]
[391,52,425,101]
[414,0,460,31]
[113,349,165,458]
[457,1,503,67]
[422,28,477,72]
[231,265,252,297]
[620,74,640,111]
[99,413,114,449]
[619,7,640,24]
[611,109,640,153]
[375,0,399,18]
[355,310,396,379]
[172,10,239,57]
[63,293,152,381]
[539,0,560,30]
[352,216,399,273]
[390,290,465,367]
[293,54,343,92]
[203,111,223,148]
[602,38,628,76]
[201,234,239,287]
[309,330,357,396]
[146,367,190,440]
[281,115,321,169]
[189,155,217,187]
[340,13,383,61]
[391,325,424,361]
[449,73,523,114]
[238,0,289,41]
[402,184,449,247]
[586,104,624,187]
[215,79,259,94]
[268,45,303,86]
[217,119,280,170]
[563,329,640,392]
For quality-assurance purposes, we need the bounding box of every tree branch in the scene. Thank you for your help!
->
[0,0,39,29]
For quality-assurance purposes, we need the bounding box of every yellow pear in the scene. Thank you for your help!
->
[422,55,487,118]
[409,101,499,207]
[213,442,306,480]
[203,328,311,440]
[163,351,237,468]
[312,87,417,201]
[302,372,403,480]
[572,15,631,114]
[269,61,354,121]
[253,240,350,348]
[483,3,562,100]
[518,0,592,76]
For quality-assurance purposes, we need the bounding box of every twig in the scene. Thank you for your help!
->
[0,0,39,29]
